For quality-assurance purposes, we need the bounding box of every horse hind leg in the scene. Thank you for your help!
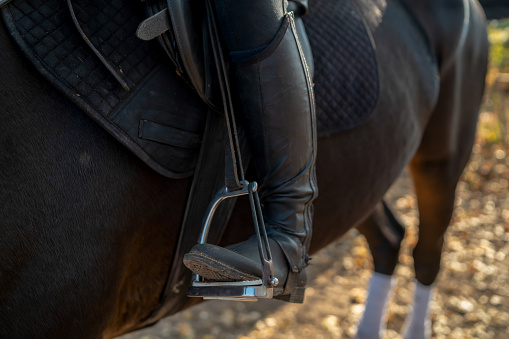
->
[404,7,488,337]
[402,111,480,339]
[404,70,486,339]
[403,124,470,339]
[355,201,405,339]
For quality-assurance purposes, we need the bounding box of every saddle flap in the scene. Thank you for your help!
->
[166,0,221,109]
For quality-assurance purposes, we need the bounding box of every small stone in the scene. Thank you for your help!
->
[343,257,354,269]
[349,288,366,304]
[265,317,277,328]
[398,266,413,279]
[451,298,475,314]
[494,149,506,159]
[490,295,502,306]
[351,304,365,315]
[459,300,475,313]
[254,320,266,331]
[321,315,342,337]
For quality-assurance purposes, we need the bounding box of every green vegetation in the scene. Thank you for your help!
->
[483,20,509,146]
[489,20,509,72]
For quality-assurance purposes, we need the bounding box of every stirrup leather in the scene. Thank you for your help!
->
[187,180,279,301]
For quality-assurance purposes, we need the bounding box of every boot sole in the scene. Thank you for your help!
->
[183,252,260,281]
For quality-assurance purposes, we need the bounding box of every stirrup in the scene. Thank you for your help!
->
[187,180,279,301]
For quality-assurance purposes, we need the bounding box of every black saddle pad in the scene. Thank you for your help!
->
[2,0,378,176]
[305,0,378,137]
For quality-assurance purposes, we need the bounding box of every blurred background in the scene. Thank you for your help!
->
[121,19,509,339]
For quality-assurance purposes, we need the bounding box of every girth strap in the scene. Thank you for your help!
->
[145,109,240,321]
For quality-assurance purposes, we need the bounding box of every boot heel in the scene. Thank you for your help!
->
[273,287,306,303]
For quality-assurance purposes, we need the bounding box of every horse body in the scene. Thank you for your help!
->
[0,0,488,338]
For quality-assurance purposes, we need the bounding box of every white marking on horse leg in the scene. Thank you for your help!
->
[402,280,434,339]
[355,272,396,339]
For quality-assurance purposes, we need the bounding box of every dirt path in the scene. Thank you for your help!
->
[121,113,509,339]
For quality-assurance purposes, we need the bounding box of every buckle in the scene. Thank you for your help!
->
[187,180,278,301]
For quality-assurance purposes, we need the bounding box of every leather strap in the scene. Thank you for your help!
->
[66,0,132,91]
[205,0,245,192]
[289,0,309,17]
[136,8,171,41]
[143,2,181,75]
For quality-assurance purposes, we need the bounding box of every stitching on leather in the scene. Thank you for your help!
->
[289,13,317,256]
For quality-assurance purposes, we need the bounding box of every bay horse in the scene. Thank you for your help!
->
[0,0,488,338]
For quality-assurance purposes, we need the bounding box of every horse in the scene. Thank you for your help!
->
[0,0,488,338]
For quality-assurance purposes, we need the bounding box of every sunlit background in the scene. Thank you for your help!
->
[121,19,509,339]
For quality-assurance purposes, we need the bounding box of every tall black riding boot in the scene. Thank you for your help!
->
[184,4,317,302]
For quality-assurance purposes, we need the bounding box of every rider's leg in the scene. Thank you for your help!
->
[183,0,317,301]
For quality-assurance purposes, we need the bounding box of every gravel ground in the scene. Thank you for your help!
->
[121,111,509,339]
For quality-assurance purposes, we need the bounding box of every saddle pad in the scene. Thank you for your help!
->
[2,0,206,178]
[305,0,379,136]
[2,0,378,179]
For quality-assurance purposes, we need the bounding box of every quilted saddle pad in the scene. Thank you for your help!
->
[2,0,378,176]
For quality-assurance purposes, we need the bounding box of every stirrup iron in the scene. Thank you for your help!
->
[187,180,279,301]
